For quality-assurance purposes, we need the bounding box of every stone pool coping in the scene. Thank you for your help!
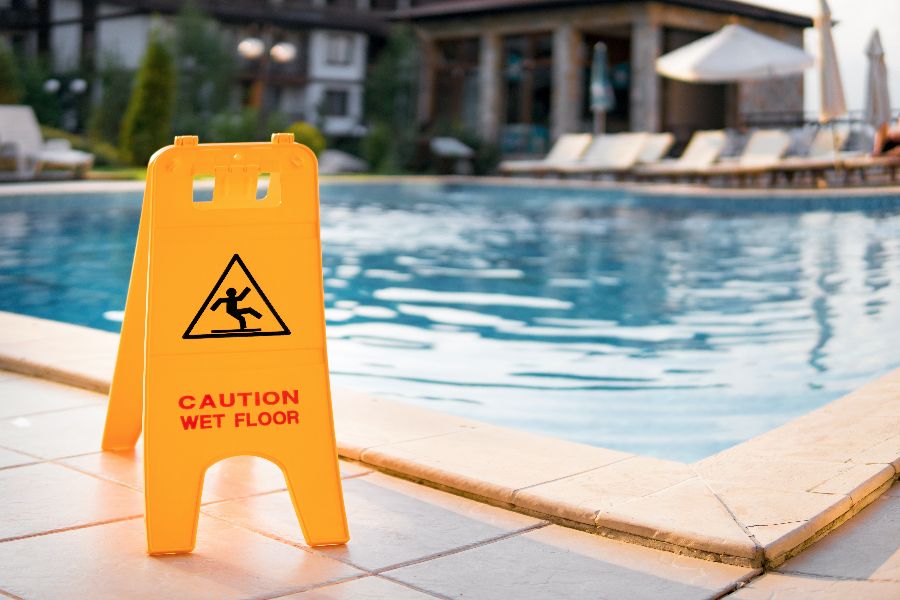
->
[1,311,897,570]
[2,174,900,199]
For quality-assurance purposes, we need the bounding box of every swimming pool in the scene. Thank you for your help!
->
[2,182,899,462]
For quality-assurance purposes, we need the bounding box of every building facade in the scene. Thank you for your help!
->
[397,0,812,154]
[1,0,387,137]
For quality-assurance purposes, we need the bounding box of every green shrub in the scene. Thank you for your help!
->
[89,55,133,146]
[287,121,326,156]
[208,108,290,142]
[119,30,176,165]
[361,122,397,173]
[0,41,23,104]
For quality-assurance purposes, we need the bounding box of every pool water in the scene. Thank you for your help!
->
[2,183,899,462]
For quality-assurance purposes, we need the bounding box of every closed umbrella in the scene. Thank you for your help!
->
[590,42,616,134]
[864,29,891,131]
[655,24,814,83]
[816,0,847,122]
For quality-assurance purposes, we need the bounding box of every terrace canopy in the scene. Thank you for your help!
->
[656,24,814,82]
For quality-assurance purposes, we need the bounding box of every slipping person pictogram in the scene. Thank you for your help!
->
[210,287,262,332]
[183,254,291,339]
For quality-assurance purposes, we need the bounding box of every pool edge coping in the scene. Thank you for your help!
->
[2,174,900,199]
[0,310,897,570]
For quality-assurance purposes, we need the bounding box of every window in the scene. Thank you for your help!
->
[326,33,354,65]
[502,33,553,128]
[323,89,349,116]
[433,38,480,133]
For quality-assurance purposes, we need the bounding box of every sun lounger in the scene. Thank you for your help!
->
[552,133,649,178]
[0,105,94,181]
[841,154,900,183]
[636,132,675,164]
[697,129,792,184]
[770,128,861,186]
[632,130,727,180]
[498,133,592,176]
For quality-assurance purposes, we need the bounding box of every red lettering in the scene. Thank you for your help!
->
[287,410,299,424]
[283,389,299,405]
[180,414,200,430]
[178,395,195,410]
[199,394,216,409]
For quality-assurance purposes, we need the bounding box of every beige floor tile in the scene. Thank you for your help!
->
[777,494,900,582]
[204,471,543,572]
[708,482,852,529]
[332,389,480,460]
[360,426,630,503]
[693,455,850,493]
[61,450,370,502]
[852,435,900,471]
[0,462,143,540]
[512,456,695,525]
[810,463,895,504]
[0,446,39,468]
[0,404,105,459]
[281,576,436,599]
[387,523,757,600]
[0,516,361,600]
[0,311,99,345]
[596,477,759,560]
[726,414,900,464]
[0,374,103,419]
[727,573,900,599]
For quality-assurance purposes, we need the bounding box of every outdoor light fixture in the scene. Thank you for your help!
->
[69,78,88,94]
[42,78,61,94]
[269,42,297,64]
[238,37,266,60]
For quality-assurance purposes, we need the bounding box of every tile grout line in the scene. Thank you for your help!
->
[373,521,551,575]
[689,466,764,557]
[376,574,457,600]
[0,514,143,545]
[0,588,25,600]
[510,454,634,496]
[244,573,372,600]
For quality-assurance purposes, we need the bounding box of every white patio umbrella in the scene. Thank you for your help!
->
[864,29,891,130]
[816,0,847,122]
[655,24,814,83]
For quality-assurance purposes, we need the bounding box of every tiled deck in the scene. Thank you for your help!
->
[1,371,898,599]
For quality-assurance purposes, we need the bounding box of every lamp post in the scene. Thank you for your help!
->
[238,29,297,127]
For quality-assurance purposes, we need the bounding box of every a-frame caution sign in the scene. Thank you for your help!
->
[183,254,290,339]
[101,133,349,556]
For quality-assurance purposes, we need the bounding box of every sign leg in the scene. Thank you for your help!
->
[145,453,205,555]
[282,457,349,546]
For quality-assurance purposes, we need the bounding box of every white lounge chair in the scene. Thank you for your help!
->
[698,129,792,183]
[498,133,592,176]
[633,130,727,180]
[636,132,675,164]
[0,105,94,181]
[552,133,649,178]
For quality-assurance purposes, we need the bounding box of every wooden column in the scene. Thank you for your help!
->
[629,16,662,132]
[551,24,581,140]
[416,33,437,127]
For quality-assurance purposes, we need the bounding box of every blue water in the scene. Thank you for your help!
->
[2,183,900,462]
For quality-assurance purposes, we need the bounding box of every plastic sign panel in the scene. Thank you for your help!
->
[102,134,349,555]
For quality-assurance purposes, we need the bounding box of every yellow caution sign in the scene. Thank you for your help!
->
[102,134,349,555]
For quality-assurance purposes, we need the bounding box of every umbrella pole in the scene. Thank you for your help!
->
[593,111,606,135]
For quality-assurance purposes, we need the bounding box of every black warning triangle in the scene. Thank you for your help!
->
[183,254,291,339]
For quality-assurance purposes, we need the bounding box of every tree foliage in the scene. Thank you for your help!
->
[173,3,237,138]
[89,54,134,145]
[0,41,23,104]
[119,30,176,165]
[287,121,326,156]
[362,25,418,173]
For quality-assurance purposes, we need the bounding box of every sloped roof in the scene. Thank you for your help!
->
[394,0,812,28]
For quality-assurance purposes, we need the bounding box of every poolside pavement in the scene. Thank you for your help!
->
[1,371,897,599]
